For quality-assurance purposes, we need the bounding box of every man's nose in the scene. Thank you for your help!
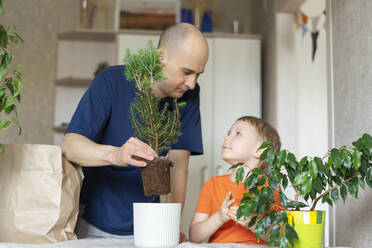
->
[184,75,197,90]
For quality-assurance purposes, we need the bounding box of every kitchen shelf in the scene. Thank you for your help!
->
[58,29,116,42]
[56,77,92,87]
[53,125,67,133]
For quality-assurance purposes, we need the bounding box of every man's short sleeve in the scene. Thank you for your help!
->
[65,72,112,143]
[194,178,214,215]
[171,84,203,155]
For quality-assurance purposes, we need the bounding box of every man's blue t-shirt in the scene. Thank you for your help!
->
[66,65,203,235]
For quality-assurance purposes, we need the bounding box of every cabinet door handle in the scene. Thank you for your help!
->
[201,166,209,185]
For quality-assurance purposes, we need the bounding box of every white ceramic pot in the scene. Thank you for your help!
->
[133,203,181,248]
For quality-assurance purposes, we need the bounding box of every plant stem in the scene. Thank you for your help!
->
[310,175,357,211]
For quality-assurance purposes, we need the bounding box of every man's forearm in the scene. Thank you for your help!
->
[61,133,117,167]
[166,150,190,210]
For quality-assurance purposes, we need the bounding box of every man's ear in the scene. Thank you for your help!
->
[158,48,167,61]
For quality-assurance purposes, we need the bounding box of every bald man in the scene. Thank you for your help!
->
[62,23,209,238]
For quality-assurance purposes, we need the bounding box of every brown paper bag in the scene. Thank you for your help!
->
[0,144,83,243]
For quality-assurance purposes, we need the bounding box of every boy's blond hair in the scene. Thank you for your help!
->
[237,116,281,154]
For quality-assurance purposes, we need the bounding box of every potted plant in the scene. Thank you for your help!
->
[0,2,24,153]
[124,41,184,247]
[232,133,372,248]
[124,40,184,196]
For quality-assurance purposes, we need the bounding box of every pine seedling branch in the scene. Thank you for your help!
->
[124,41,184,154]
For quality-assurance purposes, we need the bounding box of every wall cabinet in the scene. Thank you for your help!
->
[54,30,117,145]
[55,30,261,237]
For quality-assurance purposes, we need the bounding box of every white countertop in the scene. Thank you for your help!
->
[0,237,350,248]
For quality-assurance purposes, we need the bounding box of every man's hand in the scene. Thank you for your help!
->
[217,192,235,224]
[111,137,158,167]
[179,232,186,243]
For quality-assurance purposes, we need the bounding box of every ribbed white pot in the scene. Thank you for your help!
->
[133,203,181,248]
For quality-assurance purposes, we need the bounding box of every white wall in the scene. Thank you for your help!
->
[330,0,372,247]
[275,1,328,159]
[262,0,329,245]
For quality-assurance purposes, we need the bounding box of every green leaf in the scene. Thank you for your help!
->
[340,184,347,203]
[300,177,312,196]
[286,152,298,170]
[275,212,288,224]
[362,133,372,150]
[314,157,324,174]
[367,168,372,188]
[352,150,361,170]
[245,174,258,190]
[269,177,280,190]
[252,168,264,175]
[257,141,272,151]
[342,149,352,169]
[268,225,280,246]
[0,143,3,153]
[275,150,287,168]
[282,176,288,190]
[286,201,307,209]
[309,160,318,179]
[262,214,271,230]
[359,177,365,189]
[331,189,338,204]
[266,148,276,164]
[245,200,259,218]
[256,175,266,187]
[313,177,323,194]
[11,117,21,135]
[0,119,11,130]
[279,192,288,207]
[0,88,4,98]
[331,149,342,169]
[248,215,258,228]
[229,162,244,171]
[279,236,289,248]
[4,95,14,110]
[257,203,270,216]
[326,197,333,206]
[348,182,358,198]
[0,0,3,13]
[235,167,244,184]
[299,156,308,169]
[293,171,308,186]
[254,220,265,241]
[286,223,299,246]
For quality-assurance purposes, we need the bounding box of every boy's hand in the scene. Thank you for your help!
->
[228,205,253,227]
[217,192,235,224]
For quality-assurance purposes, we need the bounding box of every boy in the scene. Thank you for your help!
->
[189,116,282,244]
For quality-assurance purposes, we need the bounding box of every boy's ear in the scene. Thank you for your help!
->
[253,148,263,160]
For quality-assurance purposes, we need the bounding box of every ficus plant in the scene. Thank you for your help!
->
[0,1,24,153]
[231,133,372,248]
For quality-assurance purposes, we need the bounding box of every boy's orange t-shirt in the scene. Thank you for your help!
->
[194,174,282,244]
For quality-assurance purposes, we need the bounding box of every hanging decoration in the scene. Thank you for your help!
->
[295,10,326,61]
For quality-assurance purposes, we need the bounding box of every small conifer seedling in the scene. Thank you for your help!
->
[124,41,185,196]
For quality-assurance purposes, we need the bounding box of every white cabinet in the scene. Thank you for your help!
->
[182,36,262,236]
[53,30,117,145]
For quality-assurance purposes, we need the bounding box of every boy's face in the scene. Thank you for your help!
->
[221,120,263,167]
